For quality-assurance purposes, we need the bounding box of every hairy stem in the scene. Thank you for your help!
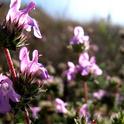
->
[4,48,17,80]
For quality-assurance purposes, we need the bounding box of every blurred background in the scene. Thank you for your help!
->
[24,0,124,25]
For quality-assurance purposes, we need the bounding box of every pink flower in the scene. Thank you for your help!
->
[0,74,20,114]
[30,107,41,119]
[19,47,49,80]
[78,52,102,76]
[93,89,106,100]
[79,104,89,117]
[79,104,91,124]
[54,98,68,114]
[70,26,89,50]
[65,61,77,81]
[6,0,42,38]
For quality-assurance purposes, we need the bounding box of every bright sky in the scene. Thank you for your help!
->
[23,0,124,25]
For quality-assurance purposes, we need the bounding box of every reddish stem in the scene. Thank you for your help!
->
[83,82,88,103]
[4,48,17,80]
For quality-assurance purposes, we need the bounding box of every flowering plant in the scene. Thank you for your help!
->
[0,0,121,124]
[0,0,48,123]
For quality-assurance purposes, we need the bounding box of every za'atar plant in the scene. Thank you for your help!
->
[0,0,48,123]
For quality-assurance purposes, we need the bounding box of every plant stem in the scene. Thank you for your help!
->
[83,82,88,103]
[24,108,30,124]
[4,48,17,80]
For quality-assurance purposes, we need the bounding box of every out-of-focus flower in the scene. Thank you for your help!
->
[78,52,102,76]
[90,44,99,53]
[65,61,77,81]
[70,26,89,50]
[54,98,68,114]
[30,107,41,119]
[79,104,89,118]
[79,104,91,124]
[0,74,20,114]
[19,47,49,80]
[93,89,106,100]
[6,0,42,38]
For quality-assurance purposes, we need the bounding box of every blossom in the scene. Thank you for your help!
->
[19,47,49,80]
[54,98,68,114]
[79,104,89,117]
[93,89,106,100]
[78,52,102,76]
[70,26,89,50]
[0,74,20,114]
[79,104,91,124]
[65,61,77,81]
[30,107,41,119]
[6,0,42,38]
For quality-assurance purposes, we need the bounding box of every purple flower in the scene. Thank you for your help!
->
[6,0,42,38]
[0,74,20,114]
[54,98,68,114]
[79,104,89,117]
[78,52,102,76]
[19,47,49,80]
[30,106,41,119]
[93,89,106,100]
[79,104,91,124]
[65,61,77,81]
[70,26,89,50]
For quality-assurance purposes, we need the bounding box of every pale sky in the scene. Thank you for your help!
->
[23,0,124,25]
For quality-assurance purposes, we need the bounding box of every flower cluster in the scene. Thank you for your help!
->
[0,46,49,114]
[19,47,49,80]
[6,0,42,39]
[65,26,102,123]
[69,26,90,52]
[0,0,49,121]
[70,26,89,47]
[66,52,102,81]
[0,0,41,50]
[78,52,102,76]
[66,26,102,81]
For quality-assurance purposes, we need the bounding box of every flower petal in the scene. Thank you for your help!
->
[8,88,20,102]
[30,107,41,119]
[91,64,103,75]
[0,91,11,113]
[55,98,68,114]
[21,2,36,14]
[67,61,75,68]
[32,50,39,63]
[79,53,90,67]
[19,47,29,61]
[33,19,42,38]
[10,0,21,10]
[74,26,84,37]
[19,47,30,73]
[0,75,20,114]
